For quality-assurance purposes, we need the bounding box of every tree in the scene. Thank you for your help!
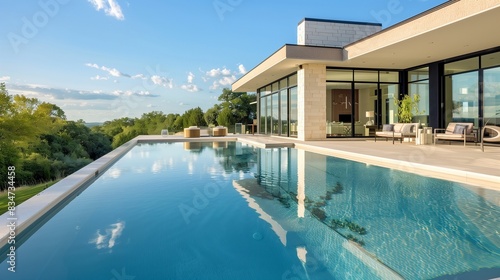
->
[217,107,234,127]
[204,104,221,126]
[181,107,207,127]
[216,88,256,126]
[165,113,180,131]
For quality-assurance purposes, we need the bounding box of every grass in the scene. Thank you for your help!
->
[0,180,58,215]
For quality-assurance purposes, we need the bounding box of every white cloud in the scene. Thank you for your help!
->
[112,90,155,97]
[85,63,130,78]
[90,75,109,81]
[238,64,247,75]
[181,84,200,92]
[206,68,220,78]
[85,63,100,69]
[0,76,11,82]
[88,0,124,20]
[206,67,231,78]
[106,0,124,20]
[88,0,105,10]
[187,72,195,83]
[218,75,237,86]
[8,83,159,101]
[151,75,173,88]
[101,65,128,77]
[209,81,220,91]
[132,74,147,80]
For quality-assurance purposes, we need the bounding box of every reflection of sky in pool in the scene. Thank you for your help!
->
[1,142,499,279]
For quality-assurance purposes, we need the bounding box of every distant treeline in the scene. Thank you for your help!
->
[0,84,255,190]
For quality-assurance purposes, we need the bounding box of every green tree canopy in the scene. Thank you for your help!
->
[217,88,256,125]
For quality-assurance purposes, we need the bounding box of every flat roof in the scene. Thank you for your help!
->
[233,0,500,92]
[232,44,343,92]
[298,17,382,27]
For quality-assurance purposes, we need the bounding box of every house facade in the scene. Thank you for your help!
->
[232,0,500,140]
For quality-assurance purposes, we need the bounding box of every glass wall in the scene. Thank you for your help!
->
[443,51,500,128]
[272,93,279,134]
[326,69,399,137]
[280,89,288,135]
[258,74,298,137]
[266,95,272,135]
[380,84,399,125]
[408,67,429,125]
[483,67,500,126]
[444,71,479,126]
[482,52,500,126]
[289,87,298,137]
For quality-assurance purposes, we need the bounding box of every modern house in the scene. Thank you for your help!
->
[232,0,500,140]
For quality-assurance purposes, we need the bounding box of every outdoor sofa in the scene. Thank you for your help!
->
[375,123,420,144]
[434,122,477,146]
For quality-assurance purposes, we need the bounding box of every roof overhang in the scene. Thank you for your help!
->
[232,0,500,92]
[342,0,500,69]
[232,45,343,92]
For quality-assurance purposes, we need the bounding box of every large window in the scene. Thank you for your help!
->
[443,51,500,128]
[289,87,298,137]
[258,74,297,137]
[445,71,479,126]
[483,67,500,126]
[408,67,429,125]
[280,89,288,135]
[326,69,399,137]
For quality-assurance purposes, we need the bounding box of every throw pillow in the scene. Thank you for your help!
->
[401,124,415,134]
[453,124,467,135]
[382,124,394,131]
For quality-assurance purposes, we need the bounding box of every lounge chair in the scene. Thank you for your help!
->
[375,123,419,144]
[481,125,500,152]
[433,122,477,146]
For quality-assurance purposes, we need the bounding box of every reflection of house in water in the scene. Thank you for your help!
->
[244,146,500,279]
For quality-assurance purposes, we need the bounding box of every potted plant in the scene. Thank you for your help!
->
[395,94,422,123]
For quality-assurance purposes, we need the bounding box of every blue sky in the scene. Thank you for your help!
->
[1,0,447,122]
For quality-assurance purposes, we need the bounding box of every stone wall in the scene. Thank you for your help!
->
[297,19,381,47]
[297,64,327,140]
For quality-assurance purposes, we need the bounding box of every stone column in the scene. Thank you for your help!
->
[297,64,327,140]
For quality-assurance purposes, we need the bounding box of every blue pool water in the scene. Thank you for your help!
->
[1,142,499,279]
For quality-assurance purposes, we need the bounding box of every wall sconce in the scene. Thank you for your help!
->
[366,111,374,125]
[461,88,468,95]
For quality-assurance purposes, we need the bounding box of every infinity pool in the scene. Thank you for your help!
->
[1,142,499,279]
